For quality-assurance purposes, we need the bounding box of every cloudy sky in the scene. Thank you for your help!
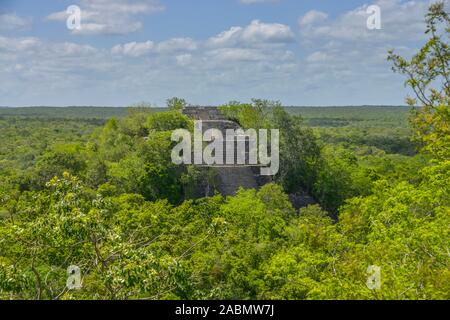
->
[0,0,441,107]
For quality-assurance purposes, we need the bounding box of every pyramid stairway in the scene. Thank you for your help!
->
[183,107,270,196]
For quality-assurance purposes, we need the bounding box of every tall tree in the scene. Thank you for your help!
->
[388,2,450,160]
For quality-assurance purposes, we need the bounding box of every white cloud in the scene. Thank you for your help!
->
[306,51,328,63]
[291,0,435,106]
[208,20,294,48]
[208,27,243,48]
[1,16,300,106]
[156,38,197,53]
[3,1,436,107]
[298,10,328,27]
[300,0,429,42]
[46,0,164,35]
[53,42,98,56]
[111,41,154,57]
[0,36,41,52]
[176,54,192,66]
[241,20,294,43]
[206,48,269,62]
[0,36,97,58]
[111,38,197,57]
[0,13,32,31]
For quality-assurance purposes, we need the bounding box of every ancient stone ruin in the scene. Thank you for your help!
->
[182,106,272,196]
[182,106,316,209]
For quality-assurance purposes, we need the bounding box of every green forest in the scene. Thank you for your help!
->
[0,4,449,300]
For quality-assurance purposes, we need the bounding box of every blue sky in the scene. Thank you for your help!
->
[0,0,438,107]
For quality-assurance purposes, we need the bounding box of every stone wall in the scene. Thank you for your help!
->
[182,107,271,196]
[182,107,316,210]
